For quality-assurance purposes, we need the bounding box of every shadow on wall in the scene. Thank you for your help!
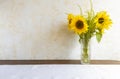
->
[47,23,76,59]
[32,22,77,59]
[0,0,7,4]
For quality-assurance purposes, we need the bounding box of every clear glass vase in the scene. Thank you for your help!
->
[80,38,91,64]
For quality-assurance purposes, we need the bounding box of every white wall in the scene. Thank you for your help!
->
[0,0,119,60]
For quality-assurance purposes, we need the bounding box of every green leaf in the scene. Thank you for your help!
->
[96,32,102,43]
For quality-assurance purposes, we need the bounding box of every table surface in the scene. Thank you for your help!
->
[0,60,120,79]
[0,60,120,64]
[1,65,120,79]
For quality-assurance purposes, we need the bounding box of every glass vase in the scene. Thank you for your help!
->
[80,38,91,64]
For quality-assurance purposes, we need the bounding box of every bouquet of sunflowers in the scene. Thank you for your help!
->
[67,0,112,64]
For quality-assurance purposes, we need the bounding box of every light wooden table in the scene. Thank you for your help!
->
[0,60,120,64]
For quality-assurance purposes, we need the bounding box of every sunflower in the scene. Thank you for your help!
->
[94,11,112,30]
[67,14,74,29]
[70,15,88,34]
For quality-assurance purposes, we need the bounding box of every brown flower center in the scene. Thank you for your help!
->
[69,19,72,24]
[76,20,84,29]
[98,18,104,24]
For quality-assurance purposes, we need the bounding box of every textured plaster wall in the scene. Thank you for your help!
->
[0,0,119,60]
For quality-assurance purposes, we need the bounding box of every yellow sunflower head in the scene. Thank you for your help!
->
[67,14,74,29]
[94,11,112,30]
[70,15,88,34]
